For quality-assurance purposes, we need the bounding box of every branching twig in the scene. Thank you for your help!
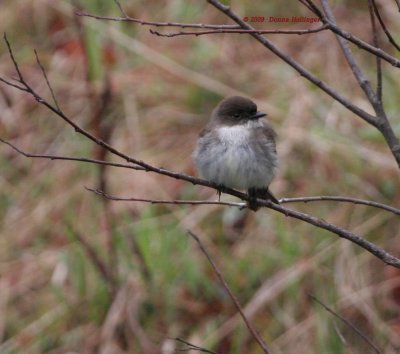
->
[175,337,219,354]
[188,231,272,354]
[112,0,128,18]
[368,0,383,103]
[395,0,400,12]
[34,49,61,111]
[0,138,145,171]
[205,1,377,124]
[371,0,400,52]
[66,222,116,293]
[75,11,240,30]
[149,25,328,37]
[280,196,400,215]
[4,140,397,216]
[320,0,377,106]
[297,0,318,14]
[88,188,400,216]
[300,0,325,17]
[77,1,400,68]
[297,0,400,68]
[77,1,400,67]
[87,189,400,267]
[310,295,383,354]
[86,188,246,208]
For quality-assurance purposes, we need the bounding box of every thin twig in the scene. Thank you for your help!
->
[297,0,400,68]
[395,0,400,12]
[66,222,116,293]
[310,295,383,354]
[34,49,61,111]
[300,0,325,17]
[0,77,26,91]
[77,3,400,68]
[371,0,400,52]
[320,0,377,106]
[267,201,400,268]
[0,138,145,171]
[280,196,400,215]
[3,33,24,81]
[86,188,246,208]
[368,0,383,103]
[88,190,400,266]
[188,231,272,354]
[297,0,318,14]
[75,11,240,29]
[205,1,377,126]
[88,188,400,216]
[175,337,220,354]
[112,0,128,18]
[149,25,328,37]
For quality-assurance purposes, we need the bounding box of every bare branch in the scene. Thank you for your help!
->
[280,196,400,215]
[188,231,272,354]
[320,0,377,106]
[66,222,116,293]
[34,49,61,111]
[205,1,377,126]
[297,1,400,68]
[75,11,240,30]
[269,201,400,268]
[371,0,400,52]
[3,33,24,82]
[368,0,383,102]
[0,138,145,171]
[310,295,383,354]
[297,0,319,14]
[86,188,245,208]
[175,337,219,354]
[299,0,325,17]
[0,77,27,91]
[87,189,400,267]
[112,0,128,18]
[395,0,400,12]
[149,25,328,38]
[78,1,400,67]
[88,188,400,216]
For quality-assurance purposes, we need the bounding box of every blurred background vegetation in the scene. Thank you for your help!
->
[0,0,399,353]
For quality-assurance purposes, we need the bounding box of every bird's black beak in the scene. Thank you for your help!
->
[251,111,267,119]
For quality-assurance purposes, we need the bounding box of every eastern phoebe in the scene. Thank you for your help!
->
[193,96,279,211]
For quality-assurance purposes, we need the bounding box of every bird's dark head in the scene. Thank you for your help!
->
[212,96,267,125]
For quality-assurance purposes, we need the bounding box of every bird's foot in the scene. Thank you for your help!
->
[216,185,228,201]
[247,187,280,211]
[247,188,259,212]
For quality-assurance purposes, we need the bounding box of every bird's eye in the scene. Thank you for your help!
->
[233,113,240,118]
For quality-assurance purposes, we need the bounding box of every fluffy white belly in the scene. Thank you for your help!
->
[195,125,276,189]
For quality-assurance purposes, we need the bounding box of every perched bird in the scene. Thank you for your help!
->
[193,96,279,211]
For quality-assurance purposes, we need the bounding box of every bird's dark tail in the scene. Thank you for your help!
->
[248,187,280,211]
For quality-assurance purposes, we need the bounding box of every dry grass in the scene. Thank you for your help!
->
[0,0,399,353]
